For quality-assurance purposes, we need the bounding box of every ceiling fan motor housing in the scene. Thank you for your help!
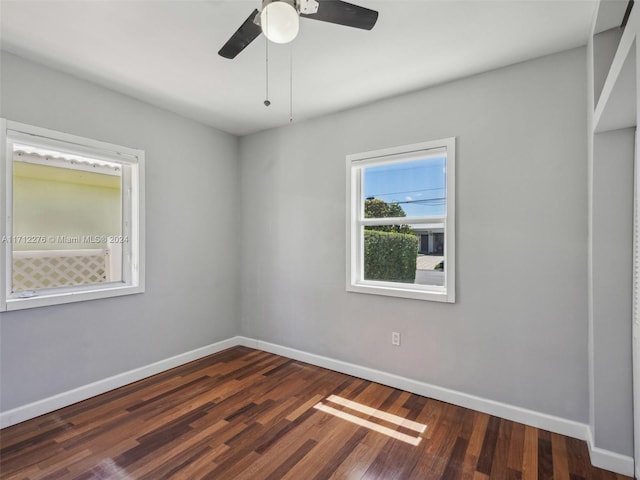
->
[255,0,319,24]
[298,0,320,15]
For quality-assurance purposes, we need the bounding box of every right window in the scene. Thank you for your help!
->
[347,138,455,302]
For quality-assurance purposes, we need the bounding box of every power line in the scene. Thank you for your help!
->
[366,196,446,205]
[398,198,446,205]
[367,186,445,197]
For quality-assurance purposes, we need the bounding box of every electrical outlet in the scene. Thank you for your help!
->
[392,332,401,346]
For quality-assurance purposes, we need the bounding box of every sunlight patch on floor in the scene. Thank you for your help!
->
[325,394,427,433]
[313,395,426,446]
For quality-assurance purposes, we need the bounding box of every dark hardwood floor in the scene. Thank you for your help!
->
[0,346,631,479]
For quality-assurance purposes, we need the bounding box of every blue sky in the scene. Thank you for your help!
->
[363,156,446,217]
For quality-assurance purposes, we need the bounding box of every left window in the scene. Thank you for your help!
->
[0,120,145,311]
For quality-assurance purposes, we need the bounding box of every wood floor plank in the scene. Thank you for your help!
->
[476,415,501,474]
[357,389,436,479]
[460,412,490,480]
[507,420,525,473]
[308,427,368,480]
[0,347,632,480]
[127,419,229,479]
[566,436,593,480]
[538,429,555,480]
[34,448,93,479]
[280,416,362,480]
[233,408,331,479]
[407,402,465,478]
[441,436,470,480]
[522,425,539,480]
[363,436,421,479]
[490,415,513,479]
[551,432,572,480]
[285,394,325,422]
[267,438,317,480]
[325,413,402,480]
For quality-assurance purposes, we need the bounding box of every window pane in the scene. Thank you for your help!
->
[363,223,444,286]
[11,149,123,292]
[348,137,454,302]
[362,156,446,218]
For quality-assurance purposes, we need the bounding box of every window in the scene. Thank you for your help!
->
[347,138,455,302]
[0,119,145,311]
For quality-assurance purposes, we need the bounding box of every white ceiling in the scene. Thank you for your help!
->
[0,0,598,136]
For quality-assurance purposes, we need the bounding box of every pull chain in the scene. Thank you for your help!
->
[264,11,270,107]
[289,45,293,123]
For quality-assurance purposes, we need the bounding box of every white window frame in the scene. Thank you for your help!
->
[0,119,145,311]
[346,137,455,303]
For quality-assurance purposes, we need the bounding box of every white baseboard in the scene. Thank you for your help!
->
[1,335,634,477]
[0,336,241,429]
[586,428,635,477]
[237,336,634,477]
[236,337,588,438]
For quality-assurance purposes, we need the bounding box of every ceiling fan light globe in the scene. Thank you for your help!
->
[261,1,299,44]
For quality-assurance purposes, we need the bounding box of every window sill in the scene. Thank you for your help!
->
[3,284,144,311]
[347,282,455,303]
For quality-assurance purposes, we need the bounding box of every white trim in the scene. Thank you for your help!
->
[5,283,145,310]
[0,336,240,429]
[586,428,635,476]
[1,335,633,476]
[13,249,106,258]
[7,123,141,163]
[347,143,446,164]
[236,337,587,439]
[0,118,7,312]
[346,283,449,302]
[634,118,640,480]
[587,27,597,453]
[360,216,446,227]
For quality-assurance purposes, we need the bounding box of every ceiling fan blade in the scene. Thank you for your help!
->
[218,9,262,59]
[301,0,378,30]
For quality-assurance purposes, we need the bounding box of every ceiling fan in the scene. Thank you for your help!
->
[218,0,379,59]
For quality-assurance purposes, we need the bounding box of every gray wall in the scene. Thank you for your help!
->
[239,48,590,422]
[591,127,635,456]
[0,52,240,411]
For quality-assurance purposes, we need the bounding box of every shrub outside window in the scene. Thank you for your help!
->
[0,119,145,311]
[346,138,455,302]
